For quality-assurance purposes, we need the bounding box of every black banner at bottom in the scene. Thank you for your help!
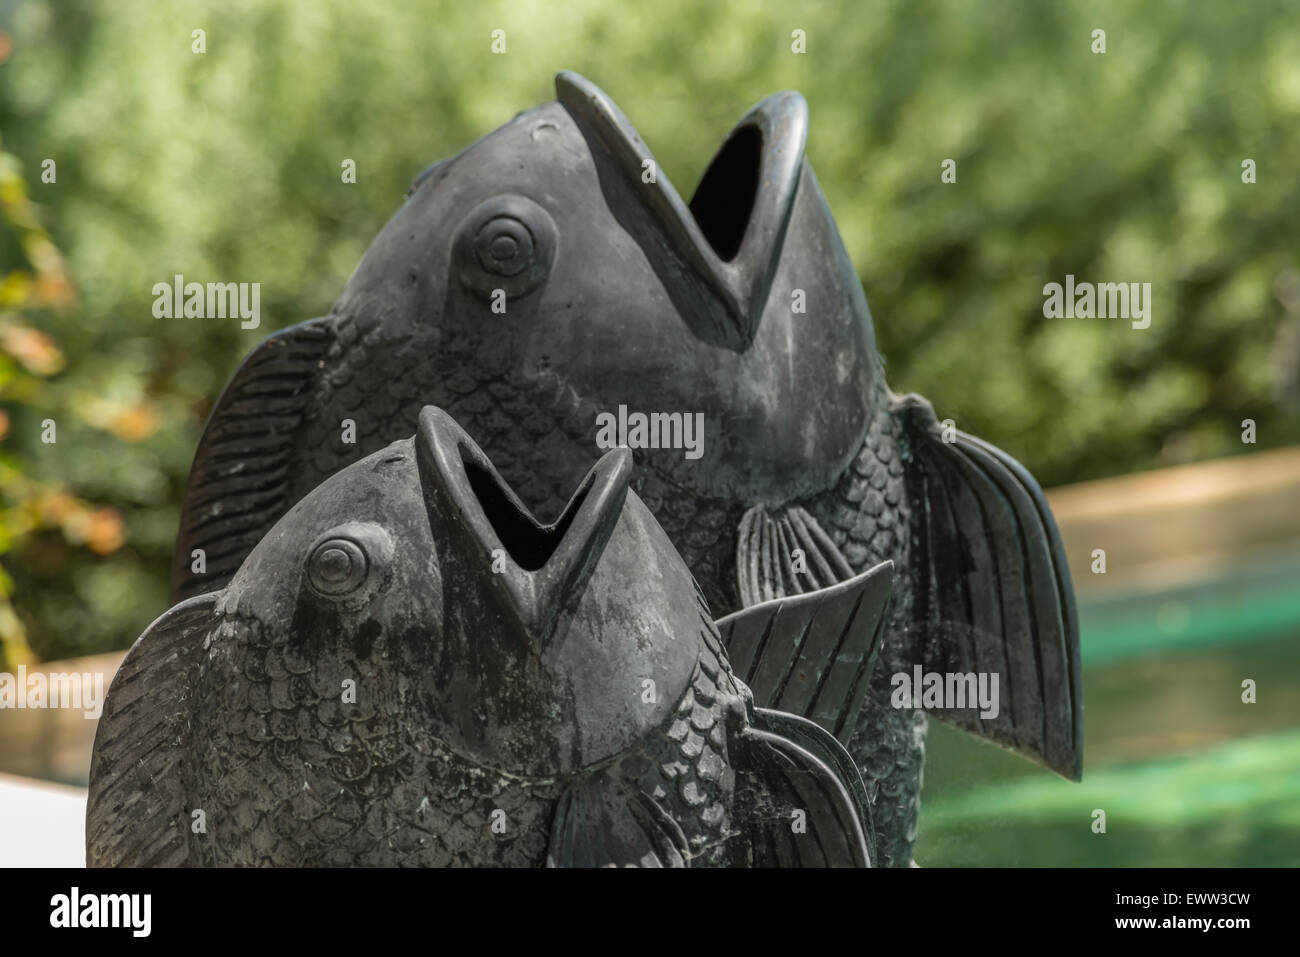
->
[0,866,1276,943]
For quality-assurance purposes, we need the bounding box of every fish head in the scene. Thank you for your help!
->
[219,438,445,677]
[333,72,876,509]
[219,408,706,779]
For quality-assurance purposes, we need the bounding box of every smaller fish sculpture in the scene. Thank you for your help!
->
[89,407,894,867]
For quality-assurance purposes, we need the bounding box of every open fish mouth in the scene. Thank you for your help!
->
[556,70,808,351]
[416,405,633,651]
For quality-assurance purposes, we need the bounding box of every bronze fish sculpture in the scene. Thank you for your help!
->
[96,407,892,867]
[172,72,1080,866]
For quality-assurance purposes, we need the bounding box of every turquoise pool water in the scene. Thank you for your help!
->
[915,564,1300,867]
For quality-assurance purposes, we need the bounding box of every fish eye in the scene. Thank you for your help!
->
[474,216,534,278]
[453,194,556,301]
[308,538,368,595]
[304,523,393,600]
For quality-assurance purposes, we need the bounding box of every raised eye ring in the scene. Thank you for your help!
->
[454,194,556,300]
[308,538,368,596]
[474,216,534,277]
[303,523,393,601]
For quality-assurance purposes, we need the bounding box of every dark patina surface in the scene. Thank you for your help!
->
[171,73,1081,866]
[92,408,895,867]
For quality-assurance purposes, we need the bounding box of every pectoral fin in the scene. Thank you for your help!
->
[730,715,871,867]
[716,560,893,743]
[86,593,217,867]
[546,771,691,868]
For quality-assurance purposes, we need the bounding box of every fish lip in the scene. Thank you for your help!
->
[555,70,808,350]
[416,406,632,649]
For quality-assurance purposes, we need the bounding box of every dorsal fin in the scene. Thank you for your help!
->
[172,318,333,602]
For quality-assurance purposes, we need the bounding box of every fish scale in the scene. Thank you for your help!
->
[224,335,883,863]
[194,610,564,866]
[100,409,885,866]
[167,72,1079,870]
[806,391,925,869]
[296,323,748,613]
[186,602,743,866]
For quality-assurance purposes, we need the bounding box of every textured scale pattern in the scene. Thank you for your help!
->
[177,308,931,867]
[641,581,750,865]
[179,300,744,616]
[192,610,559,867]
[159,72,1086,868]
[169,69,1083,869]
[177,309,908,864]
[803,385,926,869]
[180,578,749,867]
[291,310,745,612]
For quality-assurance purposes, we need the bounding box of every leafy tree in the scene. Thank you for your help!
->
[0,134,130,667]
[0,0,1296,659]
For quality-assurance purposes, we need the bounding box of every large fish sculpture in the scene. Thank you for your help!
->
[173,72,1081,866]
[95,407,892,867]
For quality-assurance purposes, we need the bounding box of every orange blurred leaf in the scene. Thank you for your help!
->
[79,394,162,441]
[0,320,65,375]
[29,270,76,309]
[85,508,125,555]
[111,403,160,441]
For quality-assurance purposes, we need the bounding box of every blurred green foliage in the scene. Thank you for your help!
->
[0,131,128,667]
[0,0,1296,661]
